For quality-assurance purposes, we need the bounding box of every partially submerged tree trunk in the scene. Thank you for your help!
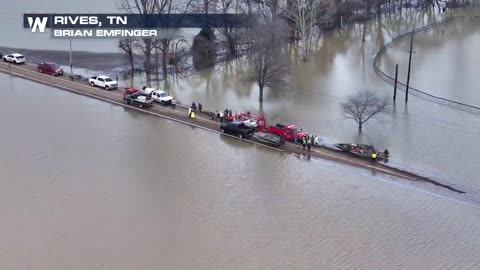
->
[118,38,136,82]
[259,84,264,102]
[143,39,153,84]
[248,20,289,103]
[161,39,169,80]
[119,0,157,85]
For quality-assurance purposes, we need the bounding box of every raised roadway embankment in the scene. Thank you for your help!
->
[0,62,464,194]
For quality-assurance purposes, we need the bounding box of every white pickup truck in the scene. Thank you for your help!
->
[151,90,174,105]
[88,75,118,90]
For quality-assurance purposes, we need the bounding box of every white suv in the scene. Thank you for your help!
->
[3,53,26,64]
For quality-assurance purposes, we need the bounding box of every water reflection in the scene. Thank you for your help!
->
[154,7,480,187]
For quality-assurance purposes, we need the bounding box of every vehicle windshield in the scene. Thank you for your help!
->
[160,93,167,97]
[293,128,301,133]
[48,63,59,67]
[17,56,25,59]
[105,78,113,82]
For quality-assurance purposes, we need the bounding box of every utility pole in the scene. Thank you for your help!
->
[69,38,73,75]
[394,64,398,100]
[405,28,414,102]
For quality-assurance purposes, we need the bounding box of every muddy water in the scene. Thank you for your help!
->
[160,7,480,188]
[2,74,480,269]
[3,1,480,185]
[378,9,480,106]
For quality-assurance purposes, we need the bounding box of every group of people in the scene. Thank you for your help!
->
[298,134,319,151]
[188,102,203,118]
[215,108,233,122]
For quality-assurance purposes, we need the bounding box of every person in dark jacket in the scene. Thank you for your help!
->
[198,103,203,112]
[191,102,197,111]
[302,135,307,150]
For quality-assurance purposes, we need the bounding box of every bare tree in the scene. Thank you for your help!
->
[341,90,389,131]
[216,0,241,59]
[154,0,194,80]
[192,0,218,26]
[118,38,136,79]
[118,0,157,84]
[282,0,335,61]
[254,0,281,20]
[248,20,289,102]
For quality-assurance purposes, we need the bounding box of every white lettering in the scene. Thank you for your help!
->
[54,17,65,24]
[95,29,157,37]
[53,29,93,37]
[53,16,98,25]
[53,29,65,36]
[106,16,127,25]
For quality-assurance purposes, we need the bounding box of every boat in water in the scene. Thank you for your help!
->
[349,148,387,160]
[253,132,284,146]
[334,143,374,152]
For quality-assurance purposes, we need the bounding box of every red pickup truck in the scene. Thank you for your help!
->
[268,124,305,141]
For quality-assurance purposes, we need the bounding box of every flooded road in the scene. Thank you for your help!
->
[2,74,480,269]
[2,1,480,186]
[162,7,480,188]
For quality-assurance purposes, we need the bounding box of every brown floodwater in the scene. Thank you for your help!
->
[1,73,480,269]
[2,1,479,186]
[2,2,480,268]
[157,7,480,189]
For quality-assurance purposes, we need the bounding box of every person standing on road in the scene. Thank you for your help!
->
[191,102,197,111]
[198,103,203,112]
[371,152,378,162]
[171,98,176,109]
[302,135,307,150]
[219,110,224,122]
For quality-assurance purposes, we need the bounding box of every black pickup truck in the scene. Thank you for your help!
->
[220,121,255,138]
[123,92,153,108]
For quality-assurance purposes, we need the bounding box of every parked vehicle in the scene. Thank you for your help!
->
[38,62,64,76]
[220,121,254,138]
[141,86,156,96]
[123,92,153,108]
[88,75,118,90]
[267,124,305,142]
[253,132,284,146]
[151,90,173,105]
[124,87,140,95]
[3,53,26,64]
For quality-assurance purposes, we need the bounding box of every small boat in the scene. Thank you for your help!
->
[253,132,284,146]
[349,148,387,160]
[335,143,374,152]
